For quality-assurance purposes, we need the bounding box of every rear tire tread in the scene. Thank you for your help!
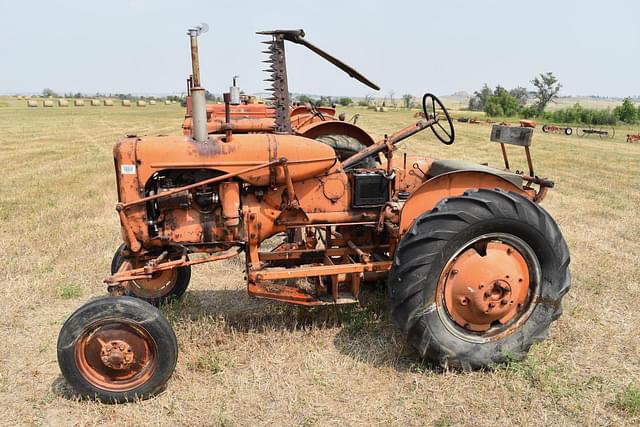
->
[388,189,570,369]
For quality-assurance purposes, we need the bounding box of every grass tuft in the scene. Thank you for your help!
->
[58,283,82,299]
[613,383,640,416]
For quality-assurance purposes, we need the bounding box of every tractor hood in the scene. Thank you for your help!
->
[113,134,337,201]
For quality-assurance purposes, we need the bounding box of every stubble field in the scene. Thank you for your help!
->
[0,97,639,426]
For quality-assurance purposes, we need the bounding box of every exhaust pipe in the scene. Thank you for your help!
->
[188,23,209,142]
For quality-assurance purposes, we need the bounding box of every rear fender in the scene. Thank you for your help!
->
[399,171,530,234]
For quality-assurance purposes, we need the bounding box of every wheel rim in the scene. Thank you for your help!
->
[131,268,178,299]
[436,233,541,343]
[74,319,158,392]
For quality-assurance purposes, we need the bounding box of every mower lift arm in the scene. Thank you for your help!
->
[256,29,380,91]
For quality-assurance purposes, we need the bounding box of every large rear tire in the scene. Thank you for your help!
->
[111,244,191,306]
[388,189,570,369]
[315,134,377,168]
[57,296,178,403]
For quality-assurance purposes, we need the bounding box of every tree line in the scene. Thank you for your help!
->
[468,73,639,125]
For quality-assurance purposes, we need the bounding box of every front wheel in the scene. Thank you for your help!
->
[111,244,191,306]
[57,296,178,403]
[388,189,570,369]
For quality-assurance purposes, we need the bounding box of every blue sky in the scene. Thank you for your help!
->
[1,0,638,97]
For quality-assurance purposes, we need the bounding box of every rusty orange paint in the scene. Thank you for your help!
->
[439,241,530,331]
[399,170,530,234]
[108,99,551,308]
[74,319,158,392]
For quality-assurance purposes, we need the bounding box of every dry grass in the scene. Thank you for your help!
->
[0,97,639,426]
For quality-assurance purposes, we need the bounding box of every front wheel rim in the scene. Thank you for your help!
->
[436,233,541,343]
[131,268,178,299]
[74,319,158,392]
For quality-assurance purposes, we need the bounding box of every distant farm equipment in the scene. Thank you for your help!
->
[577,126,615,139]
[626,133,640,143]
[542,124,573,136]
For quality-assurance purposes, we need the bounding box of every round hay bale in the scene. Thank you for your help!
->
[74,99,85,106]
[43,100,54,107]
[149,100,156,105]
[104,99,114,106]
[58,99,69,107]
[121,100,131,107]
[90,99,100,106]
[137,100,147,107]
[171,100,176,104]
[27,100,38,107]
[164,100,171,105]
[17,96,23,100]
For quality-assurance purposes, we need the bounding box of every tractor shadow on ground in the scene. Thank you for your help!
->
[51,374,85,402]
[51,285,441,401]
[165,285,439,374]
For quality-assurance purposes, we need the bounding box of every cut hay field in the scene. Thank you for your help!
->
[0,97,639,426]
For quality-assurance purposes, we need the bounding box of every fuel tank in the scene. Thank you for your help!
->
[115,133,338,196]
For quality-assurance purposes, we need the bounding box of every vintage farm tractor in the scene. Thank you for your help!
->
[57,26,571,402]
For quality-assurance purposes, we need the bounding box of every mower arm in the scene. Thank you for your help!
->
[256,29,380,91]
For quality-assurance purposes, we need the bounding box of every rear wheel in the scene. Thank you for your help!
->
[57,296,178,403]
[388,189,570,369]
[111,244,191,306]
[315,134,377,168]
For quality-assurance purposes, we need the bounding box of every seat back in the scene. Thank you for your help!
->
[490,125,533,147]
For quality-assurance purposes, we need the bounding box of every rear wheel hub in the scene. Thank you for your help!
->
[442,241,530,332]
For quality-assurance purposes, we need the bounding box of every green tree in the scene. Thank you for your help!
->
[402,94,414,109]
[468,83,493,111]
[531,72,561,113]
[297,94,314,105]
[42,88,58,98]
[484,86,520,117]
[509,86,529,107]
[614,98,638,124]
[338,97,353,106]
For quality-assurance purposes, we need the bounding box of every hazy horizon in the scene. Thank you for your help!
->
[1,0,638,99]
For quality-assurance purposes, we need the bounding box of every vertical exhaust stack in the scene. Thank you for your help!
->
[188,23,209,142]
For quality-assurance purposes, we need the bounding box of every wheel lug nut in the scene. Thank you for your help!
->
[488,302,495,308]
[501,299,508,305]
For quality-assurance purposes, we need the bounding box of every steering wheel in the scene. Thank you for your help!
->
[422,93,455,145]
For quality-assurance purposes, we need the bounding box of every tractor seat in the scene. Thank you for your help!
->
[428,159,523,188]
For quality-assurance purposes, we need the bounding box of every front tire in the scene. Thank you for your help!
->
[57,296,178,403]
[111,244,191,306]
[388,189,570,369]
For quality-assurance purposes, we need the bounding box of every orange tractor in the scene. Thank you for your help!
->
[57,26,570,402]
